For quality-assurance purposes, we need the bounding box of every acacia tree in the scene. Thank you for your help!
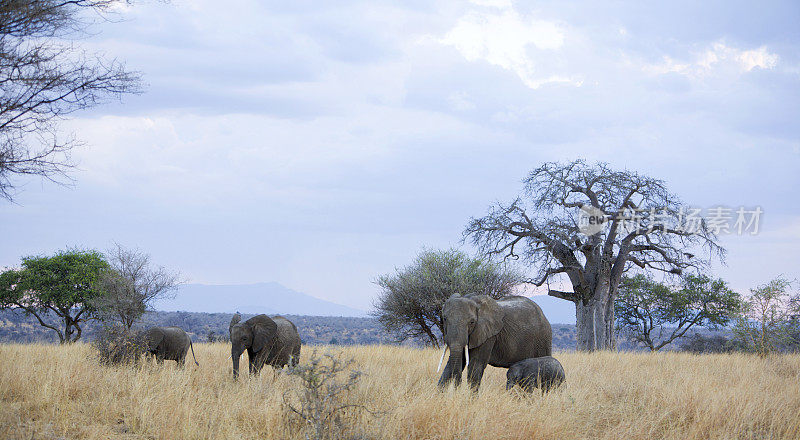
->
[733,277,798,356]
[0,0,141,201]
[93,244,182,330]
[615,273,740,351]
[0,249,109,343]
[372,248,522,347]
[465,160,723,351]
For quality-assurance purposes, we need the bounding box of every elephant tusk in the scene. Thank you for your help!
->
[436,345,448,372]
[464,337,469,370]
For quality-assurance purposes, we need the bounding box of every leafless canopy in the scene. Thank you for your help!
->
[465,160,725,304]
[94,243,182,329]
[284,351,381,440]
[0,0,141,200]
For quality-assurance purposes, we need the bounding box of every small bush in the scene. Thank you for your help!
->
[206,330,228,343]
[283,351,377,440]
[680,333,743,353]
[93,324,147,366]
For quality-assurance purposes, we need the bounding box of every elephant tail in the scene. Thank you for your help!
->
[189,340,199,366]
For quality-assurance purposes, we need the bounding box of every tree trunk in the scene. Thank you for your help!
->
[417,318,439,348]
[575,281,616,351]
[72,321,82,343]
[63,316,73,345]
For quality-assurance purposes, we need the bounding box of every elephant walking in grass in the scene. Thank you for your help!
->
[142,326,199,367]
[229,313,301,378]
[506,356,565,393]
[437,294,552,391]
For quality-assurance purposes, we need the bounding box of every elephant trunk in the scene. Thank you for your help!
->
[437,345,464,388]
[232,346,242,379]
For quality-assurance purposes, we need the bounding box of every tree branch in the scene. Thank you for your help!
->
[548,290,580,302]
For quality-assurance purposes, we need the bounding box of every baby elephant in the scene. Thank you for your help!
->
[142,326,199,367]
[506,356,565,393]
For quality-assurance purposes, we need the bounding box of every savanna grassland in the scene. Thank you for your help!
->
[1,343,799,440]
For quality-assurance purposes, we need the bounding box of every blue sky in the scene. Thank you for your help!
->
[1,0,798,312]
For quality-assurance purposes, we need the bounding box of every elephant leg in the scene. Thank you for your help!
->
[249,350,265,374]
[506,377,515,391]
[256,351,269,373]
[467,361,488,390]
[177,354,186,368]
[266,349,281,369]
[466,340,494,391]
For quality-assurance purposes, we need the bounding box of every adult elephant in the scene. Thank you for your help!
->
[229,313,301,378]
[142,326,199,367]
[437,294,552,390]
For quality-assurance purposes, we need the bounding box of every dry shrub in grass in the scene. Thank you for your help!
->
[284,350,379,440]
[93,324,147,366]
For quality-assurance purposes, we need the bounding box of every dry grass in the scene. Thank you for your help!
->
[1,343,799,439]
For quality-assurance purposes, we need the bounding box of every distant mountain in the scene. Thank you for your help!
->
[152,282,368,317]
[150,283,573,322]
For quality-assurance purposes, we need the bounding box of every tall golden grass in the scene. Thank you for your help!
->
[1,343,799,439]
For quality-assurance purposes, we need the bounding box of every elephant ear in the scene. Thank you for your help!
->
[147,328,164,351]
[468,295,504,348]
[229,312,242,336]
[248,315,278,353]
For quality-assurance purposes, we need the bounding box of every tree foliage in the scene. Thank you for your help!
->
[465,160,724,350]
[615,273,741,351]
[372,248,522,347]
[733,277,799,356]
[0,249,109,343]
[0,0,141,201]
[679,333,744,354]
[92,243,181,329]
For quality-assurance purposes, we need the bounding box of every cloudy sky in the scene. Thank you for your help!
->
[1,0,798,312]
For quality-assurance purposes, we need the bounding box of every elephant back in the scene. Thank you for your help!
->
[272,316,301,346]
[271,316,301,364]
[493,295,553,364]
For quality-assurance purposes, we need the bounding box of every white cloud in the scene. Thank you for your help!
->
[66,103,490,206]
[447,91,476,111]
[439,4,582,89]
[469,0,513,7]
[644,41,779,77]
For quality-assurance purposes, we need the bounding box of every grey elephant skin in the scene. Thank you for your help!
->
[142,326,199,367]
[438,294,552,390]
[229,313,301,378]
[506,356,565,393]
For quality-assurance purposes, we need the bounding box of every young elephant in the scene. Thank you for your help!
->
[142,326,199,367]
[229,313,301,378]
[506,356,565,393]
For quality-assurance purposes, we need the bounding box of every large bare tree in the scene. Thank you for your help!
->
[465,160,724,350]
[93,244,182,329]
[0,0,141,201]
